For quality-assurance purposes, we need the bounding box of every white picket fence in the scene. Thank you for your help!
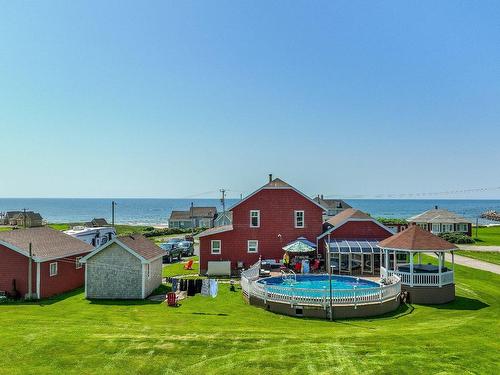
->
[241,266,401,307]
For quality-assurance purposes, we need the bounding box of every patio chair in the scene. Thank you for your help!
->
[183,259,194,270]
[167,292,177,307]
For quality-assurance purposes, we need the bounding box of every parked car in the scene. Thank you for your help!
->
[177,240,194,257]
[184,234,194,242]
[159,242,182,263]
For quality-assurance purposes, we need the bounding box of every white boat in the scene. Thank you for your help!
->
[64,226,116,247]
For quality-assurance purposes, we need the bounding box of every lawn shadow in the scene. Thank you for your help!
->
[334,303,415,327]
[426,296,489,311]
[88,298,163,306]
[0,288,84,307]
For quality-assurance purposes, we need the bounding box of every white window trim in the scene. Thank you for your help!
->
[294,210,305,228]
[247,240,259,253]
[75,256,83,269]
[49,262,58,277]
[250,210,260,228]
[211,240,221,255]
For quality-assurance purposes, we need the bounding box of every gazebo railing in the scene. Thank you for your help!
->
[381,266,454,287]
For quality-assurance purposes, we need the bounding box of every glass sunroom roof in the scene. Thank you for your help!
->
[328,239,380,253]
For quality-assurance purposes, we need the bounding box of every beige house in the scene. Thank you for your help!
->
[81,234,164,299]
[10,212,43,227]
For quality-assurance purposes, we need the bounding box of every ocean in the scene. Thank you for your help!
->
[0,198,499,226]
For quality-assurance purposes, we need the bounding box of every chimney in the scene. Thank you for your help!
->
[321,194,324,200]
[268,174,273,183]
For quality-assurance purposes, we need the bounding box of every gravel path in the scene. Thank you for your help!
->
[456,244,500,251]
[445,253,500,275]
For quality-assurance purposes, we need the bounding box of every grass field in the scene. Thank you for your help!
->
[0,259,499,374]
[456,251,500,266]
[162,256,199,278]
[472,226,500,246]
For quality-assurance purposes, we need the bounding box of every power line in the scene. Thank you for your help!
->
[324,186,500,199]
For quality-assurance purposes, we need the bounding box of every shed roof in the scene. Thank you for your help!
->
[378,225,457,252]
[196,225,233,238]
[0,227,93,260]
[116,234,165,260]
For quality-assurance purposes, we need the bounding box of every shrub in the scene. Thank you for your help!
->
[376,217,407,225]
[438,232,475,244]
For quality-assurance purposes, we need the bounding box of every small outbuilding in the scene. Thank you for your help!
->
[81,234,164,300]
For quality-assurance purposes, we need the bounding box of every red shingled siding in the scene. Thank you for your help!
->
[0,244,35,297]
[39,253,88,298]
[200,189,324,273]
[328,221,393,240]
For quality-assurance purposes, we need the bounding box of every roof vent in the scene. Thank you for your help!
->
[269,174,273,183]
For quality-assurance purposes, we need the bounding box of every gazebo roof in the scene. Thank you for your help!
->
[283,237,316,253]
[379,225,457,252]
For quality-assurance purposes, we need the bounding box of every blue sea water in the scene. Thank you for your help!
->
[0,198,499,225]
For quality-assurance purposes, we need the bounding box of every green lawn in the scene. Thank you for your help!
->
[0,260,499,374]
[0,226,12,232]
[456,251,500,266]
[162,256,199,278]
[472,226,500,246]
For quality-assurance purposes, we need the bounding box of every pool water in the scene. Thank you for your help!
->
[257,274,380,298]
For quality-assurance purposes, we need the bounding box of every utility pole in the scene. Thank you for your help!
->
[27,242,32,300]
[190,201,195,235]
[475,217,479,239]
[22,208,27,228]
[111,201,117,226]
[220,189,226,213]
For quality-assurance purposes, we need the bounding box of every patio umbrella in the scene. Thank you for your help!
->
[282,238,316,253]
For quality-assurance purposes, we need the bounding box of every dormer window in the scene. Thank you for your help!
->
[295,211,304,228]
[250,210,260,228]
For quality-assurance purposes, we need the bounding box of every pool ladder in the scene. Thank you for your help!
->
[281,269,297,283]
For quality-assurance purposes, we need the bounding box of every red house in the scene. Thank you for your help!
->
[318,208,394,275]
[0,227,93,299]
[198,176,325,275]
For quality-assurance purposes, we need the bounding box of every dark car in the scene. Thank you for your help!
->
[159,241,183,263]
[177,240,194,257]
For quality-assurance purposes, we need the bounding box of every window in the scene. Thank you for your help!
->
[146,264,151,279]
[250,210,260,228]
[211,240,221,254]
[294,210,304,228]
[49,262,58,277]
[417,223,427,230]
[247,240,258,253]
[458,223,468,232]
[432,223,441,233]
[442,224,453,233]
[75,256,83,269]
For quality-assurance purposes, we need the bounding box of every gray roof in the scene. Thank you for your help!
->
[313,197,352,211]
[407,208,471,224]
[169,207,217,221]
[13,211,43,221]
[0,227,93,260]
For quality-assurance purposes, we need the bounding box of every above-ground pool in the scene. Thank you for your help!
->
[242,272,402,319]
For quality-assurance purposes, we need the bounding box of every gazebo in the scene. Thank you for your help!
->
[378,225,457,304]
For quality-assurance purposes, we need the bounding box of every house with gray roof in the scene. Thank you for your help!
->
[313,195,352,221]
[10,212,43,228]
[407,206,472,236]
[168,206,217,229]
[81,234,164,299]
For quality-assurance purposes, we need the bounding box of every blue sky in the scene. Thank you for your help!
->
[1,1,499,199]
